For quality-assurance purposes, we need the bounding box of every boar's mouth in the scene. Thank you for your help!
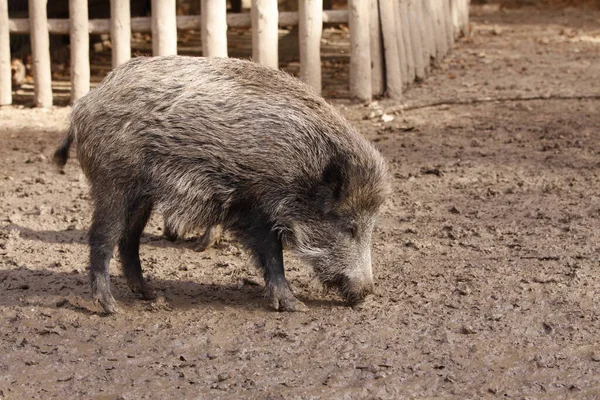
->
[322,274,374,306]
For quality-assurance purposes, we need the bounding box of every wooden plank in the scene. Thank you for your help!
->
[421,0,437,63]
[251,0,278,68]
[299,0,322,94]
[378,0,402,98]
[431,0,447,60]
[282,9,348,25]
[152,0,177,56]
[29,0,53,107]
[111,0,131,67]
[460,0,470,36]
[201,0,228,57]
[8,11,349,34]
[450,0,461,37]
[8,11,350,35]
[407,0,425,80]
[442,0,454,49]
[415,0,432,73]
[69,0,90,102]
[349,0,372,101]
[397,0,414,84]
[0,0,11,105]
[369,0,384,96]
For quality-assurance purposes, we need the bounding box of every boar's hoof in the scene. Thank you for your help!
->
[141,286,158,300]
[164,233,178,242]
[93,294,119,314]
[92,279,119,314]
[267,285,308,312]
[194,225,223,252]
[127,280,157,300]
[163,228,178,242]
[138,285,157,301]
[275,296,309,312]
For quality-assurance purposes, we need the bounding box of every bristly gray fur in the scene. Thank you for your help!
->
[56,55,390,311]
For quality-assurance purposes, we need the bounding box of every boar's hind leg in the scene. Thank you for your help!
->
[162,218,178,241]
[118,199,156,301]
[89,204,124,314]
[195,225,223,252]
[249,229,308,312]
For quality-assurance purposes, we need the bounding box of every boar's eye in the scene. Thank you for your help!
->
[346,224,357,238]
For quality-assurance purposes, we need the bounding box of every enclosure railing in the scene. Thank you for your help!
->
[0,0,470,107]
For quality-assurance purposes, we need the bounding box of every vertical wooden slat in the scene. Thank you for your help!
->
[152,0,177,56]
[299,0,322,94]
[378,0,402,98]
[397,0,414,84]
[415,0,432,73]
[0,0,11,105]
[431,0,447,60]
[429,0,440,59]
[69,0,90,102]
[29,0,52,107]
[393,1,408,85]
[422,0,437,63]
[369,0,384,96]
[111,0,131,68]
[201,0,228,57]
[460,0,470,36]
[348,0,371,101]
[450,0,461,37]
[442,0,454,49]
[407,0,425,80]
[251,0,278,68]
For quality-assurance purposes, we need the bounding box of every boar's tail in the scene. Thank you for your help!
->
[53,129,74,168]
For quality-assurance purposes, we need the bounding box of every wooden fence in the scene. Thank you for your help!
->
[0,0,470,107]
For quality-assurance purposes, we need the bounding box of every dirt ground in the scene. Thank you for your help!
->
[1,4,600,399]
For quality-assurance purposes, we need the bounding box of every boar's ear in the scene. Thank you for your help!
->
[318,155,348,213]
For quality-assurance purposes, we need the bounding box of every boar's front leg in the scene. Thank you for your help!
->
[236,220,304,312]
[255,230,308,312]
[231,203,307,311]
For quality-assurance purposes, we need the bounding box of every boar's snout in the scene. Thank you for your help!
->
[332,273,375,306]
[314,233,377,305]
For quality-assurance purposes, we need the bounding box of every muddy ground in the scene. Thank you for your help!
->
[1,4,600,399]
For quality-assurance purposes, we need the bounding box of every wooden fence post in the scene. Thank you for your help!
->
[111,0,131,67]
[152,0,177,56]
[29,0,52,107]
[201,0,228,57]
[450,0,460,37]
[369,0,384,96]
[378,0,402,99]
[407,0,425,80]
[431,0,447,60]
[349,0,371,101]
[415,0,432,73]
[442,0,454,49]
[460,0,470,36]
[422,0,436,62]
[0,0,11,105]
[69,0,90,102]
[299,0,322,94]
[251,0,278,68]
[397,0,414,84]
